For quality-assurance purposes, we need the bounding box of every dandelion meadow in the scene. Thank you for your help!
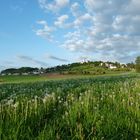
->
[0,75,140,139]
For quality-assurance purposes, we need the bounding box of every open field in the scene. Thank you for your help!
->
[0,74,140,139]
[0,72,135,84]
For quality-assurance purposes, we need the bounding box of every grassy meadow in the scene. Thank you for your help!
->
[0,72,133,84]
[0,74,140,139]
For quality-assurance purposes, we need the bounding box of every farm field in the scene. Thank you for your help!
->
[0,74,140,139]
[0,72,133,84]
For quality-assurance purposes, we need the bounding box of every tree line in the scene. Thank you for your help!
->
[1,58,140,75]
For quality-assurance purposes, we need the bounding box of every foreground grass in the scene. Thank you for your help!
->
[0,75,140,139]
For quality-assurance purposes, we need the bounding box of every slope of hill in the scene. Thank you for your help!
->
[45,61,133,75]
[0,61,134,76]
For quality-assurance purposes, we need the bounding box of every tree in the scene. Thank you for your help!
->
[126,62,135,69]
[135,56,140,72]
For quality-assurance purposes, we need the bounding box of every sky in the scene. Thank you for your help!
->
[0,0,140,70]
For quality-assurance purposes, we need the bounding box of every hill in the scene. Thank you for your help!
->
[0,61,135,76]
[45,61,134,75]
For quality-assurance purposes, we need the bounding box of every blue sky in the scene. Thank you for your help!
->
[0,0,140,70]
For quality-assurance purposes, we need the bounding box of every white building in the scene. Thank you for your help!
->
[109,64,117,69]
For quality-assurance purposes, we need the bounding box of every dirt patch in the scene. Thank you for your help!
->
[42,73,76,79]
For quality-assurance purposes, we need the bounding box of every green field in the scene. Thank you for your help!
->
[0,75,48,83]
[0,74,140,139]
[0,72,134,84]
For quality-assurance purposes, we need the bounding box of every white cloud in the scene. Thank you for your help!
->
[61,39,85,52]
[35,20,54,41]
[113,15,140,35]
[125,0,140,14]
[38,0,69,12]
[61,31,86,51]
[84,0,129,13]
[36,0,140,63]
[56,0,69,7]
[37,20,47,25]
[54,15,69,28]
[84,0,107,12]
[61,30,140,62]
[53,13,93,29]
[71,2,81,17]
[73,13,93,28]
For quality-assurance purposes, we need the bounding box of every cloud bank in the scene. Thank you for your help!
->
[36,0,140,63]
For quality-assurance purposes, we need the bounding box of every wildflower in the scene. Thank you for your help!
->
[71,96,74,101]
[42,98,47,104]
[44,93,50,97]
[65,111,68,116]
[64,101,68,107]
[52,92,55,97]
[94,107,97,110]
[101,97,103,101]
[122,99,125,102]
[62,115,65,119]
[79,96,82,101]
[101,116,104,120]
[81,101,84,105]
[7,99,14,105]
[13,102,19,108]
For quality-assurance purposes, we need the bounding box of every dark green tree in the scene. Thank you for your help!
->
[126,62,135,69]
[135,56,140,72]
